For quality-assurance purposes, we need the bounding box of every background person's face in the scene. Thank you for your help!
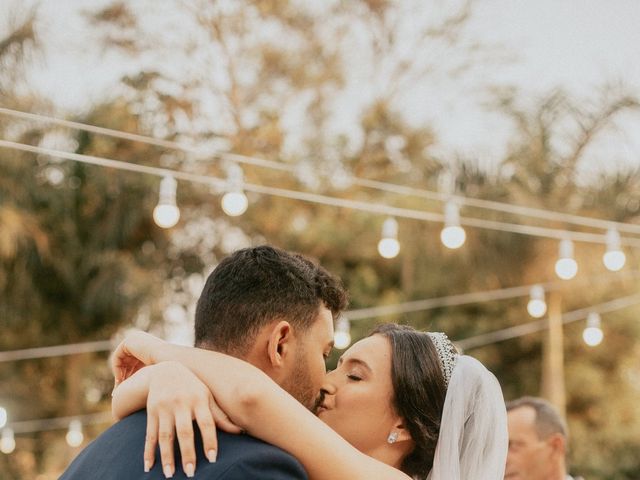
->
[281,305,334,409]
[316,334,400,456]
[505,406,555,480]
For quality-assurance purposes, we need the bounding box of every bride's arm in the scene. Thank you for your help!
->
[113,361,243,477]
[112,333,410,480]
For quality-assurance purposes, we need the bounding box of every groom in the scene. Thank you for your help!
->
[61,245,348,479]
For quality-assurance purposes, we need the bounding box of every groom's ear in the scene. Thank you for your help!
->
[266,320,294,368]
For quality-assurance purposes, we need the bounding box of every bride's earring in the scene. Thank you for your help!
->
[387,432,399,444]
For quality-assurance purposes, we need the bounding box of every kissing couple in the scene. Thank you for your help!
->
[62,245,508,479]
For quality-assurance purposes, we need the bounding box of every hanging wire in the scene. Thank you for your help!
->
[2,106,640,235]
[3,292,639,437]
[456,293,640,351]
[0,340,114,362]
[347,269,640,321]
[0,107,290,172]
[3,139,640,248]
[3,269,639,363]
[6,412,112,435]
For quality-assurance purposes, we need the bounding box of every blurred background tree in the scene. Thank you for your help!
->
[1,1,639,478]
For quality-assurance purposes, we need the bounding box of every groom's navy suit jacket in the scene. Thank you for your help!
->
[60,409,308,479]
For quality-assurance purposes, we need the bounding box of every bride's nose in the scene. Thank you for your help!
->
[321,370,338,395]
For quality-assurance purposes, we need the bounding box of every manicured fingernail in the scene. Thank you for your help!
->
[163,464,173,478]
[185,463,195,478]
[207,449,217,463]
[144,460,151,472]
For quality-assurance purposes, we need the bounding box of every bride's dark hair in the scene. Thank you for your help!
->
[369,324,447,479]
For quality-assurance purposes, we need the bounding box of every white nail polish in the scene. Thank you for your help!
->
[185,463,195,478]
[163,464,173,478]
[144,460,151,473]
[207,449,217,463]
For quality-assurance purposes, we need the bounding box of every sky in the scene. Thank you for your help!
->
[462,0,640,173]
[3,0,640,174]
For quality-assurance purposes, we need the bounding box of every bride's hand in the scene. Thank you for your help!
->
[111,331,167,386]
[144,361,243,478]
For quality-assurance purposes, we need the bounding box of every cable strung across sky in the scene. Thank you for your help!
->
[2,106,640,235]
[2,269,639,362]
[1,291,636,438]
[456,293,640,351]
[2,138,640,248]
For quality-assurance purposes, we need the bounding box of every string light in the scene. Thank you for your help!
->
[5,107,640,238]
[6,138,640,250]
[583,312,604,346]
[4,271,640,363]
[153,175,180,228]
[0,407,6,429]
[527,285,547,318]
[221,164,249,216]
[555,239,578,280]
[334,316,352,350]
[440,202,466,249]
[603,228,626,271]
[377,217,400,258]
[65,419,84,447]
[2,293,638,439]
[0,429,15,454]
[0,412,111,438]
[457,293,640,351]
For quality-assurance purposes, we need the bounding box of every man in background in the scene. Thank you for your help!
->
[505,396,584,480]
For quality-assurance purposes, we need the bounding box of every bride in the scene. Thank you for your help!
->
[112,324,508,479]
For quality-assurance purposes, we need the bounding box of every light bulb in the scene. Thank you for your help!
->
[378,218,400,258]
[603,229,625,271]
[441,202,466,249]
[602,228,627,272]
[153,204,180,228]
[440,226,466,249]
[0,407,6,429]
[555,239,577,280]
[153,176,180,228]
[583,312,603,347]
[334,316,352,349]
[555,258,578,280]
[66,420,84,447]
[334,330,352,350]
[378,238,400,258]
[603,251,625,271]
[527,299,547,318]
[221,191,248,216]
[527,285,547,318]
[0,429,15,454]
[583,327,603,346]
[221,164,249,216]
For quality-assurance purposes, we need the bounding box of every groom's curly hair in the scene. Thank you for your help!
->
[195,245,347,356]
[369,324,448,480]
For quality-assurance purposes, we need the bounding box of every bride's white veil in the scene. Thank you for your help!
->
[427,355,508,480]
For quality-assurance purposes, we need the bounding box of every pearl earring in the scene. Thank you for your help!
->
[387,432,398,444]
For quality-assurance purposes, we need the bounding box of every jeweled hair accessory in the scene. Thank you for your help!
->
[426,332,459,386]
